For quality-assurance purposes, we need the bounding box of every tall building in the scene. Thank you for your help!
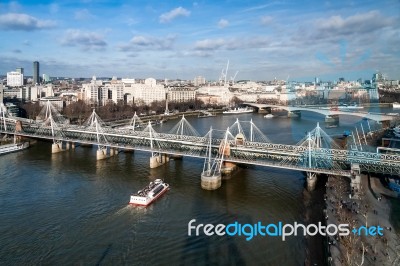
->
[33,61,40,85]
[6,71,24,87]
[194,76,206,86]
[16,67,24,75]
[0,84,4,103]
[42,74,50,83]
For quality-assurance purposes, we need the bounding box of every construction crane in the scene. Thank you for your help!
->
[218,60,230,86]
[230,71,239,85]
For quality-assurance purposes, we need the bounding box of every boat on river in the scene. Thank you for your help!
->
[0,141,30,155]
[393,102,400,109]
[129,179,169,206]
[223,107,253,114]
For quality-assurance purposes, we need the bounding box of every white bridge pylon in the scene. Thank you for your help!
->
[228,118,271,143]
[143,120,163,157]
[129,112,144,132]
[288,123,346,172]
[37,100,68,125]
[83,109,109,150]
[168,115,200,137]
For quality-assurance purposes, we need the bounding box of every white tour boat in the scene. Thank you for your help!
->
[338,104,363,110]
[392,102,400,109]
[264,114,274,118]
[0,142,30,155]
[129,179,169,206]
[223,107,253,114]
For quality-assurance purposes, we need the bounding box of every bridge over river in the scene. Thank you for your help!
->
[244,103,397,126]
[1,102,399,190]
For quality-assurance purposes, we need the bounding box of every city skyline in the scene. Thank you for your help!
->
[0,0,399,81]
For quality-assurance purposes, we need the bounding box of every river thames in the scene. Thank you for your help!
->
[0,107,398,265]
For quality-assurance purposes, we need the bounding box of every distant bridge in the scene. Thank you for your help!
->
[244,103,397,123]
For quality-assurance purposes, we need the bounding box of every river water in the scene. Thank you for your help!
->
[0,107,398,265]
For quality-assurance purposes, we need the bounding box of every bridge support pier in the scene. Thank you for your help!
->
[258,107,268,114]
[150,154,169,168]
[221,162,237,176]
[110,148,118,156]
[306,172,317,191]
[350,163,361,198]
[201,172,221,190]
[169,154,183,160]
[69,142,76,149]
[96,147,118,160]
[96,148,108,160]
[51,141,70,153]
[325,115,339,123]
[288,111,301,118]
[52,143,63,153]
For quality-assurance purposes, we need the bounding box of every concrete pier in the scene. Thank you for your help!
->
[325,115,339,123]
[258,107,268,114]
[169,154,183,160]
[306,172,317,191]
[350,163,361,197]
[288,111,301,118]
[220,162,237,176]
[201,172,221,190]
[51,141,70,153]
[110,148,119,156]
[96,148,108,160]
[69,142,76,149]
[51,143,63,153]
[149,154,169,168]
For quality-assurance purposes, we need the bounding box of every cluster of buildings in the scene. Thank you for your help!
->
[1,62,399,117]
[5,62,40,87]
[78,76,196,106]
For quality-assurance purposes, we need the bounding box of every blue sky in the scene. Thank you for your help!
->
[0,0,399,81]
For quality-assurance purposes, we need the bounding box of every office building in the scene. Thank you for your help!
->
[0,84,3,103]
[7,71,24,87]
[16,67,24,75]
[33,61,40,85]
[168,88,196,103]
[194,76,206,86]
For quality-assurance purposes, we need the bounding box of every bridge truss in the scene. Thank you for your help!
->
[1,102,399,176]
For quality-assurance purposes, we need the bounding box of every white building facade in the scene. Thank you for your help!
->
[7,71,24,87]
[193,76,206,86]
[167,88,196,102]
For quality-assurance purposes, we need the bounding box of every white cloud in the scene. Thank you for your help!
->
[194,37,270,51]
[218,19,229,29]
[159,7,190,23]
[119,34,177,51]
[61,29,107,50]
[242,2,280,12]
[194,38,226,50]
[315,11,393,37]
[0,13,56,31]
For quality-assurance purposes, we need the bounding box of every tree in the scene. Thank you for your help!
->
[20,102,42,119]
[229,96,243,107]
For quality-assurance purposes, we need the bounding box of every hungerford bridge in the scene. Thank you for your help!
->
[1,102,399,191]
